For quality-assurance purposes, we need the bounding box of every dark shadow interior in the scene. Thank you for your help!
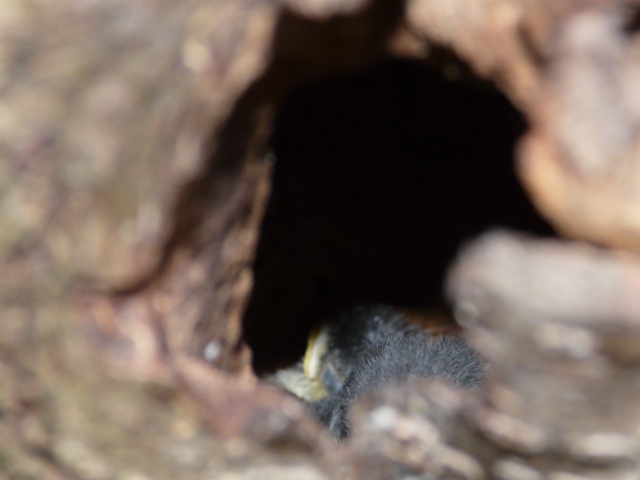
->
[243,58,553,374]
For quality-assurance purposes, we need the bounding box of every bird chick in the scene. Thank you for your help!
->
[272,305,485,440]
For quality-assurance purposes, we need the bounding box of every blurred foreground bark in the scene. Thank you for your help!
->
[2,0,640,479]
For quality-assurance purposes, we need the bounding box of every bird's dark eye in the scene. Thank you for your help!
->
[321,364,343,395]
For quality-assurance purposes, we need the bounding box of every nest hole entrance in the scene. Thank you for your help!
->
[243,58,552,375]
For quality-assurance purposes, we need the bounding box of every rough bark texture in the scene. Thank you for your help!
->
[2,0,640,479]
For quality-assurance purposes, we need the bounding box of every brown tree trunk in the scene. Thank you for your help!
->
[2,0,640,479]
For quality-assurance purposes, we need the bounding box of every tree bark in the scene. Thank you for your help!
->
[2,0,640,479]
